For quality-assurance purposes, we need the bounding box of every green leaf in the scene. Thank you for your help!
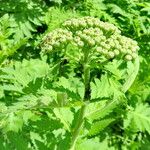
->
[76,137,114,150]
[88,118,115,136]
[90,74,122,99]
[4,113,23,132]
[53,108,74,131]
[85,99,119,122]
[124,103,150,134]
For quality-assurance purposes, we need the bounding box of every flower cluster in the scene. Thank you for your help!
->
[41,28,73,52]
[96,34,139,60]
[41,16,139,61]
[62,16,120,34]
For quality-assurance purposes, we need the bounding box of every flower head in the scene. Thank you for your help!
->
[41,17,139,61]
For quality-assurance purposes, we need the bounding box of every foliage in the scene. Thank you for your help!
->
[0,0,150,150]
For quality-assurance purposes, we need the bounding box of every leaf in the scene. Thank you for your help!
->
[90,74,122,99]
[104,60,123,79]
[88,118,115,136]
[76,137,114,150]
[107,4,128,17]
[22,110,35,125]
[4,113,23,132]
[85,98,120,122]
[53,108,74,131]
[124,103,150,134]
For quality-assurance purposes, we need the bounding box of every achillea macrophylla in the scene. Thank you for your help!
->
[41,16,139,61]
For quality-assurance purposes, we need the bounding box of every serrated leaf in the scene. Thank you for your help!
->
[124,103,150,134]
[53,108,73,131]
[5,113,23,132]
[86,99,119,121]
[88,118,115,136]
[90,74,122,99]
[76,137,114,150]
[22,110,35,124]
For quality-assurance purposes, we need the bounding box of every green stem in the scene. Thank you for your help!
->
[69,48,90,150]
[122,57,140,93]
[69,105,86,150]
[83,49,90,99]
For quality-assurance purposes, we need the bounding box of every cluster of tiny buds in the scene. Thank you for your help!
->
[41,28,73,52]
[41,16,139,61]
[62,16,121,34]
[96,35,139,60]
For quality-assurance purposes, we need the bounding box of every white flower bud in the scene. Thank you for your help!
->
[127,49,133,54]
[87,21,93,27]
[105,45,111,50]
[95,37,101,44]
[47,45,53,51]
[73,21,79,27]
[114,49,120,55]
[102,49,108,55]
[77,41,84,47]
[101,36,106,41]
[131,53,137,59]
[96,47,103,53]
[125,55,132,61]
[131,47,137,52]
[132,41,138,46]
[59,37,66,43]
[51,40,55,45]
[66,36,73,41]
[53,42,60,47]
[88,39,95,46]
[107,51,115,58]
[101,42,106,47]
[120,48,127,54]
[74,36,81,41]
[81,21,86,27]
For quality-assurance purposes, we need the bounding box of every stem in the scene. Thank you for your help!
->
[83,49,90,99]
[69,105,86,150]
[122,57,140,93]
[69,48,90,150]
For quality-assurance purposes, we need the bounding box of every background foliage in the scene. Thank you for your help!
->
[0,0,150,149]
